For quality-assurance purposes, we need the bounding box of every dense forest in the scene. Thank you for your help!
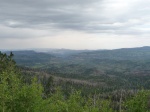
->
[1,47,150,111]
[10,47,150,91]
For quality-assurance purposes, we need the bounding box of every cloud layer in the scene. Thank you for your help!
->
[0,0,150,49]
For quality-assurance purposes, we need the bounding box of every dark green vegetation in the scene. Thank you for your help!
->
[10,47,150,91]
[0,51,150,112]
[1,52,113,112]
[1,46,150,111]
[0,50,150,112]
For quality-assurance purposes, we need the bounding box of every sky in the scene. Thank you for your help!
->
[1,0,150,50]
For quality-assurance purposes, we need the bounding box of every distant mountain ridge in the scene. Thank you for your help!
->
[2,46,150,90]
[34,48,94,57]
[2,46,150,66]
[4,50,55,67]
[70,46,150,61]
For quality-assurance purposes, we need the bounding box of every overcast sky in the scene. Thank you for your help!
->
[0,0,150,50]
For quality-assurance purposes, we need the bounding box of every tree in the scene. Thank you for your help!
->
[125,90,150,112]
[0,52,45,112]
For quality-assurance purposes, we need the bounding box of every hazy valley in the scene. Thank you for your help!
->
[6,46,150,91]
[1,46,150,111]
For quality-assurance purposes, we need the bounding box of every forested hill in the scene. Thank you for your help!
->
[34,48,93,57]
[1,48,150,112]
[3,46,150,91]
[5,50,55,67]
[5,46,150,65]
[70,46,150,61]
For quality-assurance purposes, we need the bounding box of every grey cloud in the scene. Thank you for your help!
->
[0,0,150,37]
[0,24,52,39]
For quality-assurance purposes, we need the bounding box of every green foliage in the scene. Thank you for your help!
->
[99,100,113,112]
[0,52,44,112]
[44,76,55,96]
[0,52,19,112]
[0,52,16,73]
[13,48,150,91]
[46,89,101,112]
[124,90,150,112]
[1,52,150,112]
[12,78,44,112]
[0,52,112,112]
